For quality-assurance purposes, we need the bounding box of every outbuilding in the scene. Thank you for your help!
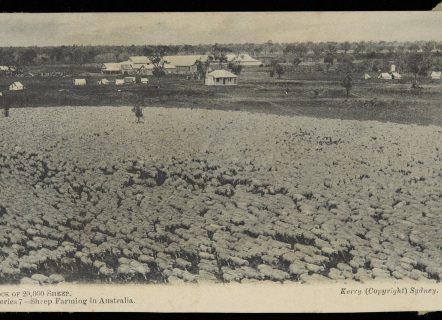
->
[226,53,263,67]
[140,78,149,84]
[363,73,371,80]
[430,71,441,80]
[9,82,24,91]
[115,79,125,86]
[101,63,121,74]
[73,79,86,86]
[124,76,136,84]
[378,73,393,80]
[98,79,110,85]
[205,70,238,86]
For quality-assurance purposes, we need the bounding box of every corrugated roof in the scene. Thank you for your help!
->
[207,70,237,78]
[102,63,121,71]
[164,55,209,67]
[129,56,150,64]
[226,53,261,64]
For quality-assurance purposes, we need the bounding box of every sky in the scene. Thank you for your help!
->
[0,12,442,46]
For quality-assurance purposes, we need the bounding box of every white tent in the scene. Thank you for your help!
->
[378,73,393,80]
[9,82,24,91]
[391,72,401,80]
[73,79,86,86]
[430,71,441,80]
[363,73,371,80]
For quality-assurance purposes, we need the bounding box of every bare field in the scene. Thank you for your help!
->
[2,71,442,127]
[0,107,441,284]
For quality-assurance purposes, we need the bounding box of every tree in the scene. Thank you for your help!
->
[212,44,229,68]
[406,52,432,87]
[20,48,37,65]
[323,52,334,72]
[354,41,367,55]
[228,61,242,75]
[407,43,420,53]
[293,57,301,66]
[148,49,166,85]
[284,43,308,66]
[339,55,354,73]
[50,47,64,63]
[340,42,351,54]
[195,56,213,81]
[275,64,284,78]
[422,41,436,54]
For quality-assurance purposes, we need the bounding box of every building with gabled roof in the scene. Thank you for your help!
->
[205,70,238,86]
[163,55,208,74]
[128,56,150,65]
[226,53,262,67]
[101,63,122,74]
[9,81,24,91]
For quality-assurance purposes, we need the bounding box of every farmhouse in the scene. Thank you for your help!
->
[163,55,208,74]
[101,63,122,74]
[205,70,238,86]
[430,71,441,80]
[73,79,86,86]
[9,82,24,91]
[226,53,262,67]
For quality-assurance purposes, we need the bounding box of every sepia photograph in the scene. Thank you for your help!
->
[0,11,441,312]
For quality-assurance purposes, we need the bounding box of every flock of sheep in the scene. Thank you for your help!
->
[0,106,441,284]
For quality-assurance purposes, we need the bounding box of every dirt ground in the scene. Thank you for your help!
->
[2,70,442,127]
[0,106,441,284]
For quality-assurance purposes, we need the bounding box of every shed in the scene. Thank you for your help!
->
[101,63,121,74]
[140,78,149,84]
[73,79,86,86]
[124,76,136,84]
[9,82,24,91]
[430,71,441,80]
[164,55,208,74]
[128,56,150,65]
[378,73,393,80]
[205,70,238,86]
[226,53,262,67]
[115,79,124,86]
[98,79,110,85]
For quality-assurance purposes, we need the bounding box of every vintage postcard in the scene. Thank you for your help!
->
[0,12,441,312]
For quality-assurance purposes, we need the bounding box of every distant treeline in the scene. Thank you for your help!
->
[1,41,442,66]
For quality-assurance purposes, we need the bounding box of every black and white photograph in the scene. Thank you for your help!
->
[0,12,441,309]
